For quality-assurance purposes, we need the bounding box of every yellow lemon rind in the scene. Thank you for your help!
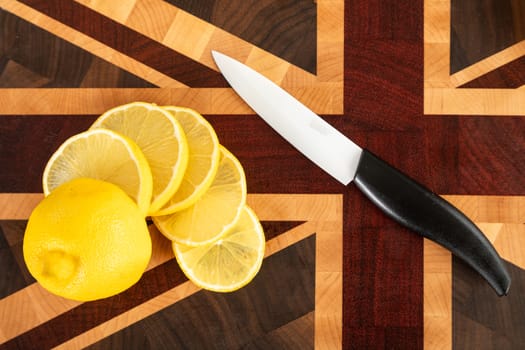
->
[153,106,220,216]
[173,206,265,293]
[24,178,152,301]
[152,145,247,247]
[42,129,153,216]
[90,102,190,215]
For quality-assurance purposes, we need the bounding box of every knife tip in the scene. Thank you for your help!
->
[211,50,221,60]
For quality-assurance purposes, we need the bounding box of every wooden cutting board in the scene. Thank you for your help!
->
[0,0,524,349]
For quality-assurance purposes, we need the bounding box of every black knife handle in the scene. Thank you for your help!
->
[354,149,511,296]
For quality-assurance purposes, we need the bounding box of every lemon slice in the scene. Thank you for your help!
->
[42,129,153,216]
[173,206,265,292]
[90,102,189,215]
[153,146,246,246]
[154,106,220,215]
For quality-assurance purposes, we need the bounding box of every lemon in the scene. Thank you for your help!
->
[173,206,265,292]
[154,106,220,215]
[153,145,247,246]
[23,178,152,301]
[90,102,189,215]
[42,129,153,216]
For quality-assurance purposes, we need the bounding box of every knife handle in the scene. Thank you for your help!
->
[354,149,511,296]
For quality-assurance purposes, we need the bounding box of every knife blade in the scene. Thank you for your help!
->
[211,50,511,296]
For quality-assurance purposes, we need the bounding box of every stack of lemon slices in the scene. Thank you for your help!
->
[29,102,265,298]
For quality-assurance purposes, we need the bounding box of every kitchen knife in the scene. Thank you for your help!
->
[212,50,511,296]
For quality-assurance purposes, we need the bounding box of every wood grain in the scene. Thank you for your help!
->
[424,196,525,350]
[0,0,523,348]
[16,0,228,88]
[450,0,525,73]
[0,9,154,88]
[458,56,525,88]
[345,2,424,345]
[451,41,525,87]
[85,236,316,350]
[0,0,344,114]
[164,0,317,74]
[0,194,342,349]
[0,1,184,88]
[425,0,525,115]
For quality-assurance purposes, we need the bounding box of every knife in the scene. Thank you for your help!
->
[212,50,511,296]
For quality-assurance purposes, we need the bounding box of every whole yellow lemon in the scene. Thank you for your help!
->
[23,178,152,301]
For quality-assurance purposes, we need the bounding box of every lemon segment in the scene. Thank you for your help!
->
[153,145,246,246]
[173,206,265,292]
[90,102,189,215]
[23,178,152,301]
[154,106,220,215]
[42,129,153,216]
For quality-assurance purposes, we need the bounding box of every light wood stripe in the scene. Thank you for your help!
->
[0,85,341,115]
[51,221,318,350]
[424,88,525,116]
[0,0,344,115]
[0,194,343,349]
[450,41,525,87]
[74,0,342,86]
[73,0,344,114]
[0,193,43,219]
[424,239,452,350]
[0,225,171,343]
[425,0,525,88]
[74,0,311,84]
[424,0,525,116]
[424,195,525,350]
[442,195,525,223]
[0,0,185,88]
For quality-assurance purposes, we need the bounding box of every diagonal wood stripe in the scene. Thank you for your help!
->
[163,0,317,74]
[0,226,320,349]
[51,223,317,350]
[0,0,344,114]
[450,0,525,74]
[458,55,525,88]
[424,0,525,115]
[450,41,525,88]
[0,0,184,88]
[0,221,311,347]
[0,194,342,349]
[71,0,344,111]
[72,0,338,87]
[0,224,171,344]
[424,195,525,350]
[0,259,189,349]
[17,0,228,88]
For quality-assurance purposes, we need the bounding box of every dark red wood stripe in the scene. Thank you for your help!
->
[17,0,228,88]
[0,115,97,193]
[0,115,348,194]
[344,0,424,348]
[458,56,525,88]
[0,221,308,350]
[2,112,523,195]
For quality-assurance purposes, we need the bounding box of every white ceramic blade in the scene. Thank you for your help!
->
[212,51,362,185]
